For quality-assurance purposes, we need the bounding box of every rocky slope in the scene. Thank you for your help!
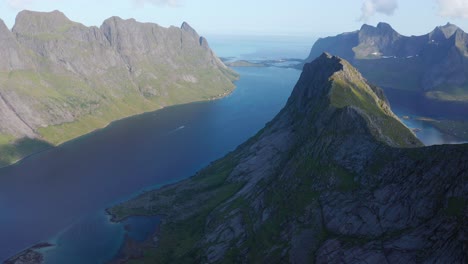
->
[108,53,467,263]
[306,22,468,102]
[0,10,237,166]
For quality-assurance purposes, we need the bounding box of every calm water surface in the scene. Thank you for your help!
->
[384,88,468,145]
[0,66,301,262]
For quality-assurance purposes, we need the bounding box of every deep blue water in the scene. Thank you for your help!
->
[206,34,315,61]
[383,88,468,145]
[0,64,301,262]
[37,213,160,263]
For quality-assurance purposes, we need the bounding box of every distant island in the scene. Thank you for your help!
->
[416,117,468,141]
[0,10,238,167]
[222,58,303,68]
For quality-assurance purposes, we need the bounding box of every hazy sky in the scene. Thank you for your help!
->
[0,0,468,37]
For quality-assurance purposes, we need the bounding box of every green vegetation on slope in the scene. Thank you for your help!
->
[0,134,53,167]
[329,63,421,147]
[109,154,244,263]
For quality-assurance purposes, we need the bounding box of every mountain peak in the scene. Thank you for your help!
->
[431,23,460,39]
[360,22,397,35]
[0,18,10,35]
[289,53,342,108]
[376,22,393,30]
[13,10,75,35]
[180,21,199,38]
[360,23,373,31]
[290,53,421,147]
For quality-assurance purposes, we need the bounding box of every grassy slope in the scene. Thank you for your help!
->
[0,134,53,167]
[329,62,421,147]
[109,153,244,263]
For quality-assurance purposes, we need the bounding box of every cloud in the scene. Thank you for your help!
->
[132,0,181,7]
[437,0,468,18]
[7,0,36,9]
[359,0,398,21]
[6,0,60,9]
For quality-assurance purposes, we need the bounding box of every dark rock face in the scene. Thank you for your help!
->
[109,54,467,263]
[306,23,468,99]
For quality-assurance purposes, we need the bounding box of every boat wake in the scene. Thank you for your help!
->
[168,125,185,134]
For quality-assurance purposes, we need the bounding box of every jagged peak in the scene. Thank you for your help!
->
[360,23,374,31]
[376,22,393,30]
[100,16,145,34]
[12,10,75,34]
[101,16,139,26]
[199,36,210,49]
[103,16,124,23]
[289,53,421,147]
[181,21,199,38]
[299,53,390,109]
[100,16,150,46]
[360,22,398,35]
[289,53,348,111]
[431,23,461,39]
[0,18,11,35]
[181,21,193,30]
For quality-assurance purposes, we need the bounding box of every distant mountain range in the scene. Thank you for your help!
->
[0,10,237,166]
[306,22,468,102]
[106,54,468,263]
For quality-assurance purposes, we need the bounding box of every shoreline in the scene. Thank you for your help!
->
[108,224,162,264]
[0,82,237,263]
[0,84,237,171]
[4,243,53,264]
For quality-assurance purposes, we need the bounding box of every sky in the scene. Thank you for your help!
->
[0,0,468,37]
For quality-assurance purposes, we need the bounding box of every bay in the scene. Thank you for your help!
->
[383,87,468,145]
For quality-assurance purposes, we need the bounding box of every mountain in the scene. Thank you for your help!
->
[0,10,237,166]
[107,54,467,263]
[305,22,468,102]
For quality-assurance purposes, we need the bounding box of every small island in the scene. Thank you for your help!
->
[221,58,303,68]
[225,60,267,67]
[416,117,468,141]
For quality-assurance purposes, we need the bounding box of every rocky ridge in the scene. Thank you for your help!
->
[108,53,468,263]
[306,22,468,101]
[0,10,237,166]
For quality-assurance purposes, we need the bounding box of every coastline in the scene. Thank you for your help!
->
[1,80,238,263]
[4,243,53,264]
[2,65,302,263]
[0,83,237,171]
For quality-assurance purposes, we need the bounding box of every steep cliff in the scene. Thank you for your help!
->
[0,10,237,166]
[108,54,467,263]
